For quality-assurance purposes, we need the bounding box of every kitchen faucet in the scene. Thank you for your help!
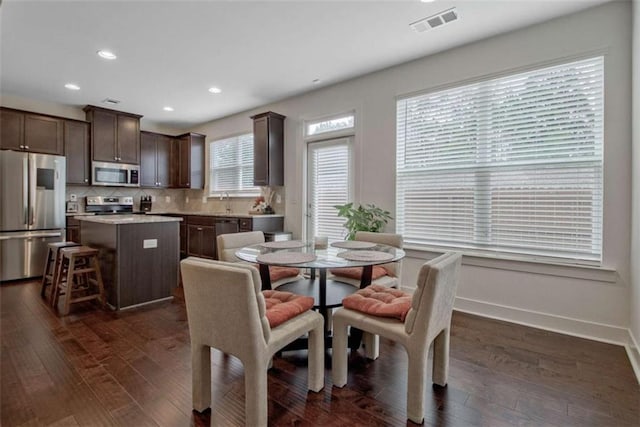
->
[224,192,231,213]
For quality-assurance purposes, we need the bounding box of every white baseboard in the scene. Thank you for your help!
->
[453,296,629,346]
[626,330,640,385]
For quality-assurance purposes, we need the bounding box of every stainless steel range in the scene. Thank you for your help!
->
[85,196,145,215]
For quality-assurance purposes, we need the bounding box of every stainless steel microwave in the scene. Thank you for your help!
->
[92,161,140,187]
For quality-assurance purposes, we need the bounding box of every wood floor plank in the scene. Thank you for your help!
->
[1,280,638,427]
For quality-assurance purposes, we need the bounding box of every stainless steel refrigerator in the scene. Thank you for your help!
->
[1,150,66,281]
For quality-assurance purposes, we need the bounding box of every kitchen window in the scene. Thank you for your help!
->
[396,56,604,264]
[209,133,259,196]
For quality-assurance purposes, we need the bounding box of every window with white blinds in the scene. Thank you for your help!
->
[209,133,259,195]
[307,138,352,241]
[396,56,604,263]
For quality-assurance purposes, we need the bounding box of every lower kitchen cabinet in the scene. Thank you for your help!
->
[178,215,285,260]
[66,217,81,243]
[187,216,216,259]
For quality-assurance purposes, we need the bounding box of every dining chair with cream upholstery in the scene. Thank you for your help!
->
[330,231,403,289]
[332,252,462,424]
[217,231,304,288]
[180,257,324,427]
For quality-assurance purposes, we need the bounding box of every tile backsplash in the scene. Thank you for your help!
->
[66,186,286,215]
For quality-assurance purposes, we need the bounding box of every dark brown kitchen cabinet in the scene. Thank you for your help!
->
[187,216,216,259]
[251,111,284,186]
[66,217,81,243]
[172,132,205,189]
[0,108,64,155]
[179,219,187,258]
[84,105,142,164]
[238,218,253,232]
[64,120,91,185]
[141,131,171,187]
[1,108,24,151]
[24,114,64,155]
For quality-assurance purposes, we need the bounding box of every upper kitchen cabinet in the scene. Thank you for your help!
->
[64,120,91,185]
[140,131,171,188]
[0,108,64,155]
[84,105,142,164]
[172,132,205,189]
[251,111,284,186]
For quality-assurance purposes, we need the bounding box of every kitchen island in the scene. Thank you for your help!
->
[76,214,181,310]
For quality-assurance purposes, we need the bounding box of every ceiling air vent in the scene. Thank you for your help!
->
[101,98,121,105]
[410,7,459,33]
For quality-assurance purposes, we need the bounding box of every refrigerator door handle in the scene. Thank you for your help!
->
[23,156,29,225]
[29,155,36,226]
[0,231,63,240]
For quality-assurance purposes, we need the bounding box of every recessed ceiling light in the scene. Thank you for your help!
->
[64,83,80,90]
[420,0,435,3]
[163,106,174,112]
[208,87,222,94]
[312,78,321,84]
[97,50,117,60]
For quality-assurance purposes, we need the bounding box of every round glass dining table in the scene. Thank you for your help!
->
[235,240,405,346]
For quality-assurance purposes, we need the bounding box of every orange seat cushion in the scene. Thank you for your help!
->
[262,290,315,328]
[269,266,300,282]
[342,284,412,321]
[252,264,299,283]
[330,266,388,280]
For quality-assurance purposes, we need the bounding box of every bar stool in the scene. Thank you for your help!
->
[51,246,105,315]
[40,241,80,303]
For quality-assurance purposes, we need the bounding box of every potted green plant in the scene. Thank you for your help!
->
[334,202,393,240]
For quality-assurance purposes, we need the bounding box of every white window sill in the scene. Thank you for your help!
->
[404,246,618,284]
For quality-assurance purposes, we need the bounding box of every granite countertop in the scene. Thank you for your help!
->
[74,214,183,225]
[149,211,284,218]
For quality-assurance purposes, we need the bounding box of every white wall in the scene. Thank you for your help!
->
[629,0,640,380]
[196,2,633,344]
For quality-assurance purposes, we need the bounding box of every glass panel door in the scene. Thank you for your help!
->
[306,137,352,241]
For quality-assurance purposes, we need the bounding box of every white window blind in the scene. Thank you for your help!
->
[308,139,351,241]
[306,113,355,137]
[209,133,258,195]
[396,56,604,263]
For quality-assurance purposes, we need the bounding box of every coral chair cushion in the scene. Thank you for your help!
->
[262,290,315,328]
[252,264,299,282]
[269,266,301,282]
[342,284,412,321]
[330,266,389,280]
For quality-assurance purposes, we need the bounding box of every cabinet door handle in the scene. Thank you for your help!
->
[84,178,89,183]
[197,227,203,231]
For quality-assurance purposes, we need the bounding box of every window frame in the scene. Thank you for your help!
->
[304,111,356,142]
[207,131,260,198]
[395,56,604,266]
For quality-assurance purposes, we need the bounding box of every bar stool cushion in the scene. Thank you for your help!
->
[342,284,412,321]
[262,290,315,328]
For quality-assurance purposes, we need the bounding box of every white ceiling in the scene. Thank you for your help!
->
[1,0,610,131]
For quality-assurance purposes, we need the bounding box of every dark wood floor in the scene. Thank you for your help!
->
[1,280,638,427]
